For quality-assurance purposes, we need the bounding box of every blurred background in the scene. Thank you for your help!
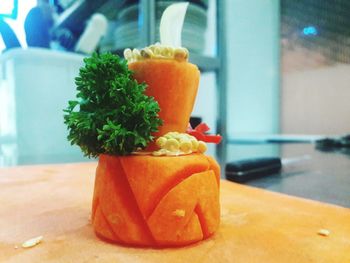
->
[1,0,350,167]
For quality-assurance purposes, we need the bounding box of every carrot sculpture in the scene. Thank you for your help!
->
[92,154,220,247]
[64,3,221,248]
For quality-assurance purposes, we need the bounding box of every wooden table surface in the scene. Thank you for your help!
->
[0,162,349,263]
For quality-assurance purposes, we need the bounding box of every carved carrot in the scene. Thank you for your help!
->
[129,59,200,146]
[92,154,220,247]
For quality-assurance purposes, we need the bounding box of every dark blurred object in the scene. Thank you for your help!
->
[0,18,21,51]
[315,134,350,155]
[50,0,64,14]
[52,28,76,50]
[226,157,282,183]
[53,0,123,47]
[121,0,208,9]
[189,116,202,129]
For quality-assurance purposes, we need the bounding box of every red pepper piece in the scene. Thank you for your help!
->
[186,122,222,144]
[187,130,206,141]
[194,123,210,133]
[203,134,222,144]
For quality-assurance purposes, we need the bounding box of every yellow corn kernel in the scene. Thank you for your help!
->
[164,138,180,151]
[163,132,173,139]
[141,47,154,58]
[164,134,172,139]
[164,46,174,57]
[191,139,199,151]
[180,140,192,153]
[22,236,43,248]
[174,48,188,60]
[172,209,186,217]
[318,229,330,236]
[177,133,189,140]
[152,149,167,156]
[123,48,132,60]
[197,141,207,153]
[188,135,197,140]
[165,132,179,140]
[132,48,141,60]
[152,46,161,56]
[156,137,167,148]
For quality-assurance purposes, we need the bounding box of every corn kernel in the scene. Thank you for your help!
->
[132,48,141,59]
[141,47,154,58]
[164,46,174,57]
[180,140,192,153]
[164,134,172,139]
[22,236,43,248]
[123,48,132,60]
[174,48,187,60]
[170,131,179,136]
[191,139,199,151]
[318,229,330,236]
[177,133,188,140]
[156,137,167,147]
[197,141,207,153]
[152,46,161,55]
[173,209,186,217]
[164,138,180,151]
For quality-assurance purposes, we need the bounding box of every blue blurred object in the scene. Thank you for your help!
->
[24,4,54,48]
[0,19,21,50]
[302,26,318,36]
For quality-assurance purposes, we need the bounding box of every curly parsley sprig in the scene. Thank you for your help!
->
[64,52,162,157]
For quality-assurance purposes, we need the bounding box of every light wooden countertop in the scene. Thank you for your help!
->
[0,162,349,262]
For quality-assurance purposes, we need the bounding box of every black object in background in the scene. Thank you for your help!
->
[226,157,282,183]
[315,134,350,155]
[189,116,202,129]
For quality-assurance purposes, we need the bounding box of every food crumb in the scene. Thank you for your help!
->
[14,245,18,249]
[317,229,330,237]
[173,209,186,217]
[22,236,43,248]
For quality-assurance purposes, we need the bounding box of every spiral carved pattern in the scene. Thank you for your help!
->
[92,154,220,247]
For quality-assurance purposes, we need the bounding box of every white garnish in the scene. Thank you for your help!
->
[173,209,186,217]
[22,236,43,248]
[160,2,189,47]
[317,229,330,236]
[124,2,190,63]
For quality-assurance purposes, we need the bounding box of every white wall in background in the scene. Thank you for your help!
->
[226,0,280,135]
[191,0,217,157]
[282,64,350,135]
[193,0,281,140]
[0,48,87,165]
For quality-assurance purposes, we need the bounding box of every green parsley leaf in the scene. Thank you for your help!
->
[64,52,162,157]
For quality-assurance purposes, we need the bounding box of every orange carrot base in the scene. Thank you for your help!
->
[91,153,220,247]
